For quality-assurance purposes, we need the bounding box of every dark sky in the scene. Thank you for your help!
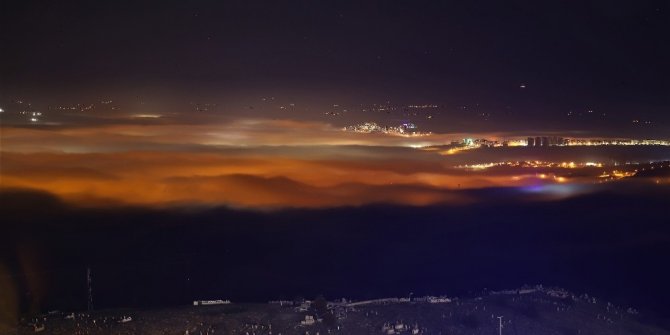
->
[1,0,669,127]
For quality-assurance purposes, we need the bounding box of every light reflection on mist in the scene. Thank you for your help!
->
[1,118,669,208]
[519,182,593,199]
[0,119,564,153]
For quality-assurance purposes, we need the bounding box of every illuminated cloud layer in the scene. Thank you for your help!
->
[1,119,667,208]
[1,119,460,153]
[0,150,514,208]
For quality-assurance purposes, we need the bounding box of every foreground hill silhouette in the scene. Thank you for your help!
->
[6,287,670,334]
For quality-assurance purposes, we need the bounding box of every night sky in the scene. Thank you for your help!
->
[2,1,670,131]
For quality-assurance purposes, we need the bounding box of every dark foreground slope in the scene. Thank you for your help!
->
[7,288,670,335]
[2,186,670,330]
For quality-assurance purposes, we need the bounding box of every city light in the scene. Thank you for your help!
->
[455,161,606,170]
[343,122,432,137]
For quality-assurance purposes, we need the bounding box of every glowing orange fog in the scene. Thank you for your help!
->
[0,121,544,208]
[0,150,531,208]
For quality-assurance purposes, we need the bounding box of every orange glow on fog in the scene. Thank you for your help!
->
[0,120,610,208]
[0,151,532,208]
